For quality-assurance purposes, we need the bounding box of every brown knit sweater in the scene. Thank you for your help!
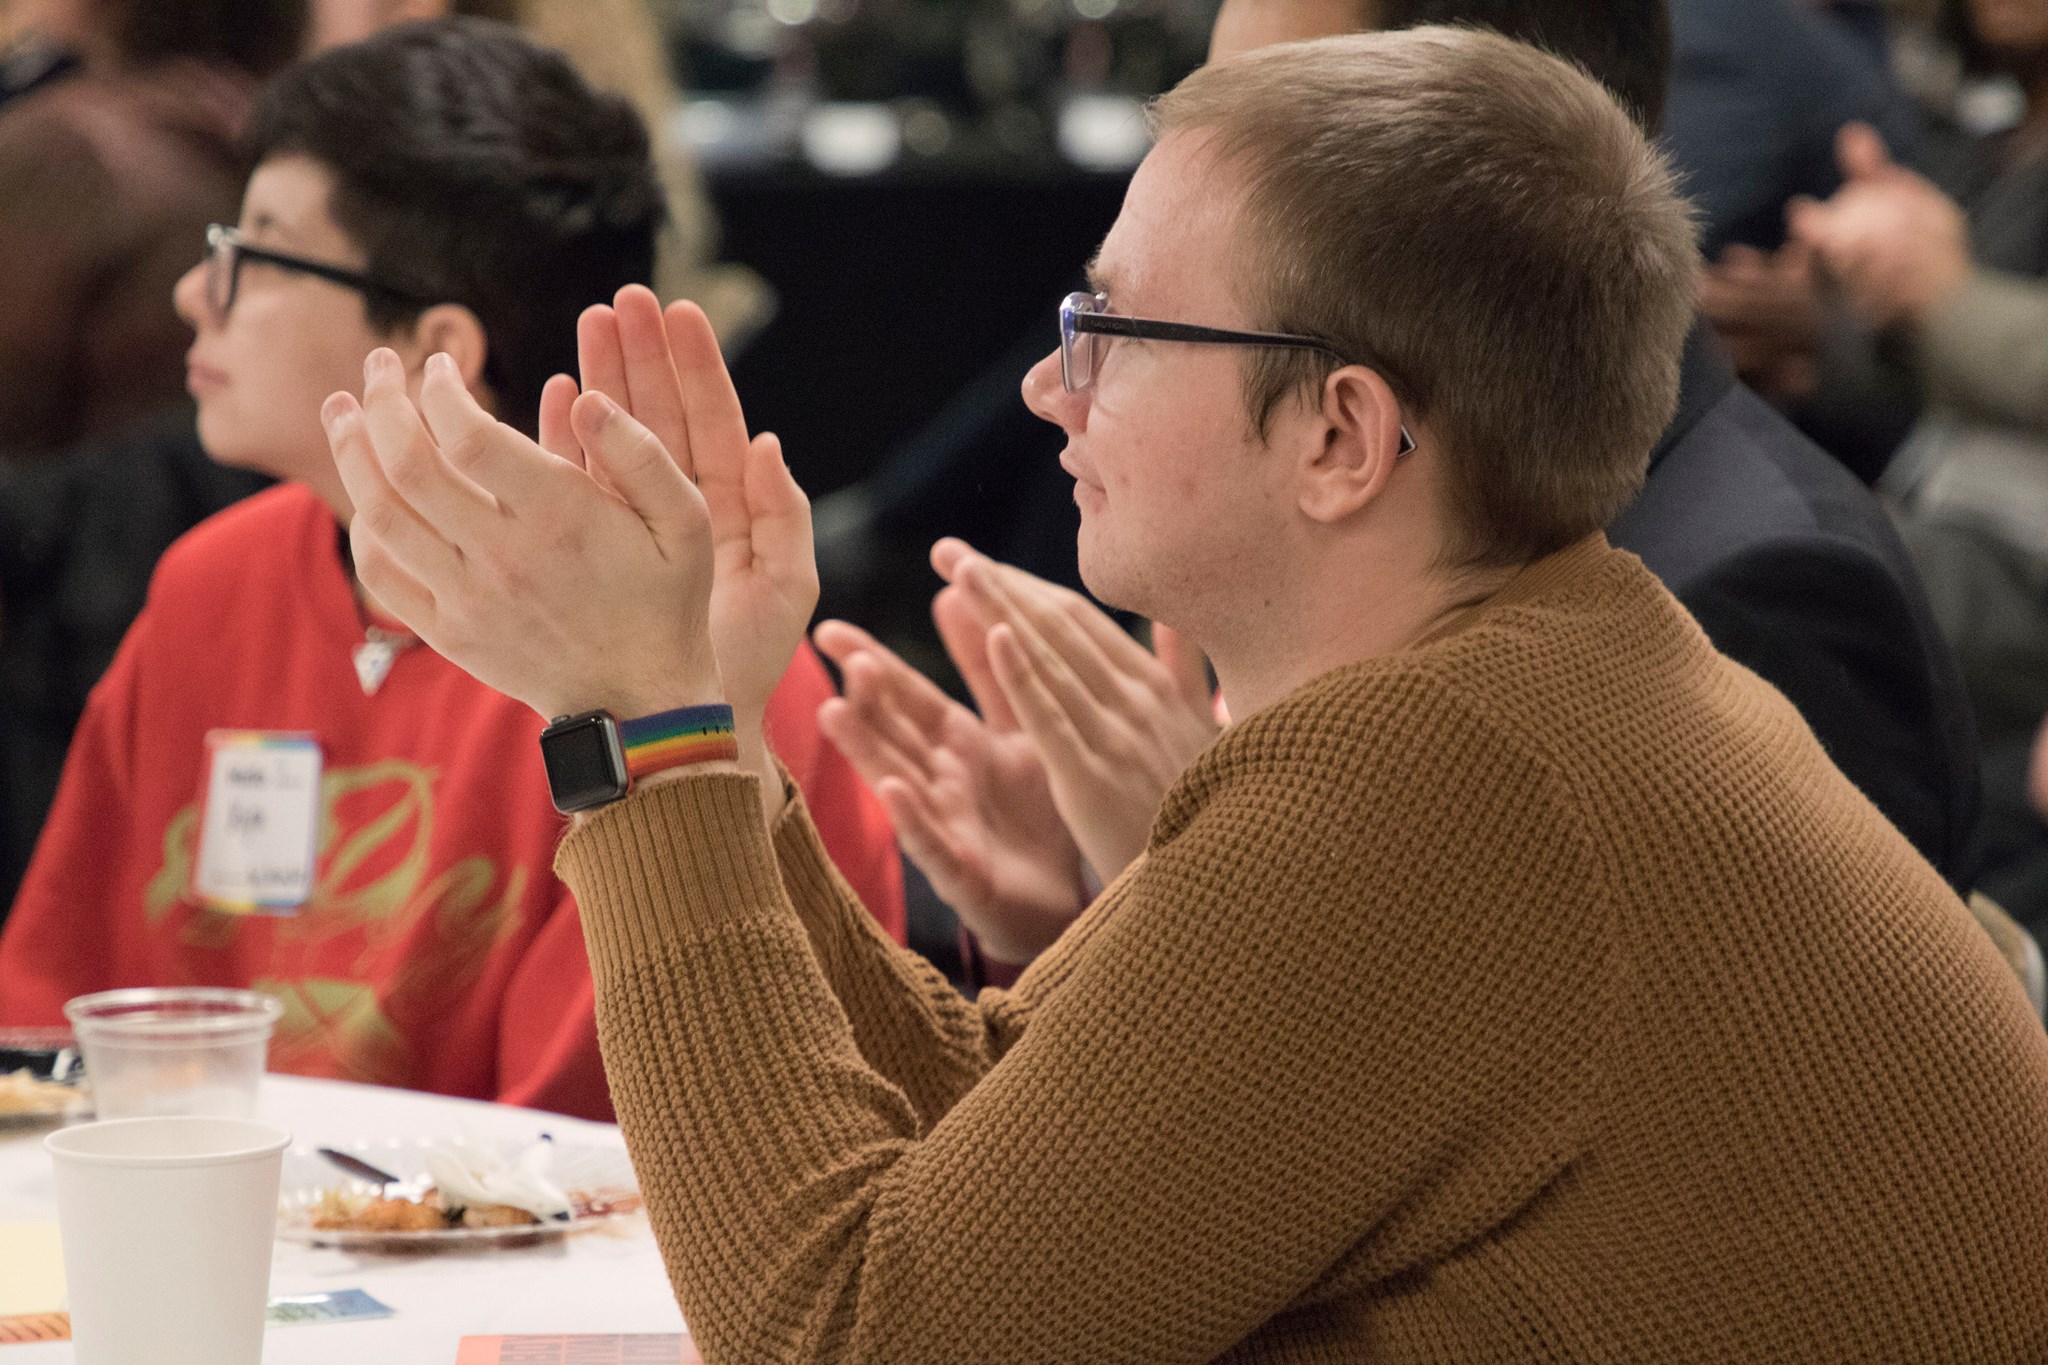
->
[557,536,2048,1364]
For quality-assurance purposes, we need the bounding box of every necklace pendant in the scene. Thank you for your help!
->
[353,639,399,696]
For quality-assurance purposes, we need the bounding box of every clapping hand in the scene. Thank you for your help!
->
[1788,123,1972,331]
[814,613,1088,969]
[931,540,1219,882]
[561,287,817,725]
[1700,241,1823,405]
[815,541,1220,968]
[323,287,816,818]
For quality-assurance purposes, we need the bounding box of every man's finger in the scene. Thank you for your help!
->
[818,695,934,793]
[873,777,984,913]
[323,390,465,602]
[570,391,706,558]
[577,304,629,409]
[355,348,504,548]
[965,559,1121,728]
[728,433,815,595]
[537,374,585,470]
[934,586,1018,732]
[840,653,951,781]
[988,621,1096,768]
[614,285,694,479]
[996,568,1128,709]
[664,300,748,487]
[348,522,440,634]
[1837,121,1893,183]
[815,620,955,737]
[417,354,555,516]
[931,536,979,583]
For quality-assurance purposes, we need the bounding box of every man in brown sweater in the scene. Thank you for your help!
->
[323,25,2048,1364]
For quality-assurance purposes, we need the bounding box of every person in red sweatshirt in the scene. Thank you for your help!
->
[0,19,902,1122]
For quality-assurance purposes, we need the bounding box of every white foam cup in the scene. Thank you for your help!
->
[45,1116,292,1365]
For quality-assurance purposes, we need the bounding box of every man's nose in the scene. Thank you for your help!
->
[172,261,211,328]
[1022,348,1084,431]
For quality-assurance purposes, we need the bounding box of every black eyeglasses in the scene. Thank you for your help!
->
[1059,291,1416,455]
[202,223,438,318]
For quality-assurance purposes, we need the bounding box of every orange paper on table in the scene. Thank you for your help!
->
[455,1336,701,1364]
[0,1312,71,1343]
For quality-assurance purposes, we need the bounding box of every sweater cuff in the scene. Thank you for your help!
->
[1920,268,2031,402]
[554,772,786,980]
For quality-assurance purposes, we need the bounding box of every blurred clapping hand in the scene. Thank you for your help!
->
[1703,122,1975,406]
[815,541,1220,971]
[1787,122,1974,332]
[1700,239,1825,405]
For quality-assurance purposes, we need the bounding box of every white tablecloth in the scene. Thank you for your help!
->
[0,1074,687,1361]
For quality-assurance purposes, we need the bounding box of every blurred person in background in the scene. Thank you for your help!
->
[0,0,769,919]
[820,0,1983,985]
[0,0,304,458]
[0,0,304,912]
[0,19,901,1119]
[1776,0,2048,934]
[1665,0,1921,258]
[1700,0,2048,476]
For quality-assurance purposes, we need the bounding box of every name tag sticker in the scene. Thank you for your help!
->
[193,731,322,914]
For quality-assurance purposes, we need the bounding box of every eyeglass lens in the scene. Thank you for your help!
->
[205,231,238,317]
[1060,292,1101,393]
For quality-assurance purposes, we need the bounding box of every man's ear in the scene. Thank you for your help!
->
[404,303,495,414]
[1296,364,1408,524]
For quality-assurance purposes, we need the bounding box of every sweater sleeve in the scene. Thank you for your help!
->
[554,679,1616,1365]
[768,781,1019,1129]
[1919,268,2048,435]
[763,641,906,946]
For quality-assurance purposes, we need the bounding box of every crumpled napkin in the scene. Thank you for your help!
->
[422,1138,574,1221]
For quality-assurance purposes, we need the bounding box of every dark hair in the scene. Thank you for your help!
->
[1377,0,1673,133]
[106,0,307,79]
[243,18,665,435]
[1939,0,2013,75]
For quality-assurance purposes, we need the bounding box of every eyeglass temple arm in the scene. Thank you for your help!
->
[1072,314,1416,454]
[1072,314,1330,350]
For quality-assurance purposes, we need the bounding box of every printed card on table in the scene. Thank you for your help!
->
[455,1335,702,1364]
[192,730,323,913]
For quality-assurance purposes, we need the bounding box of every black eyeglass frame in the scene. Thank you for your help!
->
[203,223,439,317]
[1060,291,1417,455]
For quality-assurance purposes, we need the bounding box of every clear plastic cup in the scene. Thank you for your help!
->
[63,988,283,1120]
[47,1116,292,1365]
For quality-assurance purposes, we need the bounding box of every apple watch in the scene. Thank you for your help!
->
[540,704,740,814]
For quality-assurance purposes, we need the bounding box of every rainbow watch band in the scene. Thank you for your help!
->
[619,704,739,782]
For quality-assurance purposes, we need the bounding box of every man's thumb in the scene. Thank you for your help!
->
[571,391,698,540]
[1837,122,1893,182]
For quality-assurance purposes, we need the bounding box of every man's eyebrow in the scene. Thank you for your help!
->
[245,209,290,241]
[1084,255,1120,299]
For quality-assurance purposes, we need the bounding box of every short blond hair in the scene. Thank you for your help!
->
[1153,26,1700,568]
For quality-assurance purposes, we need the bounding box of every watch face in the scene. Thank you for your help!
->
[541,714,627,813]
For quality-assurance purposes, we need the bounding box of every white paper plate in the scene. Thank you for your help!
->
[276,1137,642,1250]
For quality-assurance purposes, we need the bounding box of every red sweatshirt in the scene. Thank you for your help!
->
[0,484,902,1120]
